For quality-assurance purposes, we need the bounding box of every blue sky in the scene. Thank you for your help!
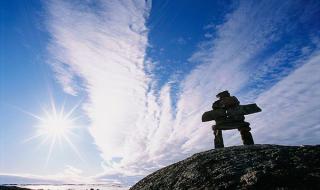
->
[1,0,320,185]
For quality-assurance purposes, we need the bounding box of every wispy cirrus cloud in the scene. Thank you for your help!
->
[44,0,320,185]
[247,51,320,145]
[45,0,164,182]
[47,0,151,159]
[169,0,320,152]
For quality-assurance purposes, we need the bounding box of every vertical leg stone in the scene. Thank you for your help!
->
[214,129,224,148]
[239,126,254,145]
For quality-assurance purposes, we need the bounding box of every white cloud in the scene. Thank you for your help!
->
[46,0,164,182]
[247,52,320,145]
[45,0,320,185]
[47,0,151,159]
[168,1,320,152]
[159,1,295,155]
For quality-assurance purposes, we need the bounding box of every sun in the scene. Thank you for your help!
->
[24,98,83,165]
[37,108,75,139]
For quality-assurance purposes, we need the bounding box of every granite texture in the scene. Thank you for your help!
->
[130,144,320,190]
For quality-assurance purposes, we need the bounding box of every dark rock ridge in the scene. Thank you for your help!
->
[130,144,320,190]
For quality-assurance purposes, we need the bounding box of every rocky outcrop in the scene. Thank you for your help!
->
[130,144,320,190]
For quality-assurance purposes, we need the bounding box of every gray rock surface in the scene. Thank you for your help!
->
[130,144,320,190]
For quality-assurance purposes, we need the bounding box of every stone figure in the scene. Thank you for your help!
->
[202,90,261,148]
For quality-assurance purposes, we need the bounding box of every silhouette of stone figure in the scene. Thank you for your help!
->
[202,90,261,148]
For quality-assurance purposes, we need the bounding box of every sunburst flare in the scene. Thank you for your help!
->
[23,98,84,165]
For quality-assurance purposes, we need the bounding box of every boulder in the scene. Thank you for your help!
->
[130,144,320,190]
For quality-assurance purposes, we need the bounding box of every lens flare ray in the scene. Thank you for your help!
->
[23,99,83,166]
